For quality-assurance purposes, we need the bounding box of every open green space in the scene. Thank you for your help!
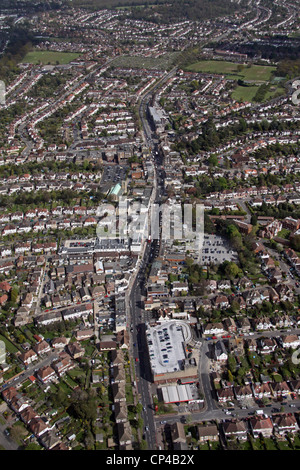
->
[231,85,260,102]
[264,85,285,101]
[231,82,285,103]
[186,60,276,82]
[21,51,81,65]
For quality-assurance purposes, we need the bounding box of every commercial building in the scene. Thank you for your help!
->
[145,320,198,384]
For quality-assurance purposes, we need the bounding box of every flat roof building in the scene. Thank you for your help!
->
[145,320,198,384]
[159,383,201,404]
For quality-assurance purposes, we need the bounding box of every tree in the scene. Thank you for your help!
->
[231,300,240,313]
[135,403,143,414]
[208,155,218,167]
[140,439,148,450]
[69,389,97,422]
[185,257,194,268]
[224,262,240,279]
[291,234,300,251]
[251,214,258,226]
[49,388,68,409]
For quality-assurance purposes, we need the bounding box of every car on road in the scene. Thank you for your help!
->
[160,421,167,424]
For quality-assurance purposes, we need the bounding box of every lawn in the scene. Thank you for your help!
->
[250,438,265,450]
[277,228,291,239]
[125,383,134,404]
[63,375,78,390]
[272,373,283,382]
[0,334,19,353]
[265,85,286,101]
[242,65,276,82]
[186,60,276,82]
[21,51,82,65]
[199,442,210,450]
[292,434,300,449]
[238,440,253,450]
[277,439,293,450]
[57,381,73,395]
[10,422,30,446]
[67,368,86,383]
[231,85,260,102]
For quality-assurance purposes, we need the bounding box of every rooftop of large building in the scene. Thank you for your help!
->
[146,320,192,377]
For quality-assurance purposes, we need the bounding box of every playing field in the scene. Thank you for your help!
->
[186,60,276,82]
[21,51,81,65]
[231,85,259,102]
[232,84,286,102]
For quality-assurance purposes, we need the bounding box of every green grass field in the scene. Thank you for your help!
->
[22,51,82,65]
[186,60,276,82]
[265,85,285,101]
[232,83,285,103]
[231,85,259,102]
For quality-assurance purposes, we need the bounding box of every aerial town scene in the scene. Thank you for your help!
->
[0,0,299,454]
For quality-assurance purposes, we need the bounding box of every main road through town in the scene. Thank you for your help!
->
[127,69,175,450]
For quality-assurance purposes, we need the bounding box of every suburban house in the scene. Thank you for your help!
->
[19,349,38,366]
[222,420,248,441]
[29,417,50,438]
[114,402,128,424]
[270,381,291,398]
[203,322,225,337]
[234,385,253,401]
[117,421,133,449]
[272,414,299,436]
[170,422,188,450]
[216,387,235,403]
[36,366,56,384]
[279,334,300,349]
[214,341,228,362]
[249,416,273,438]
[111,383,126,403]
[197,423,219,443]
[252,382,272,399]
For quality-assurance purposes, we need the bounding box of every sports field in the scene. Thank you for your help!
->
[232,83,285,102]
[186,60,276,82]
[231,85,259,102]
[21,51,81,65]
